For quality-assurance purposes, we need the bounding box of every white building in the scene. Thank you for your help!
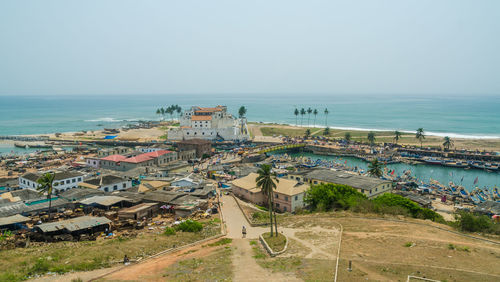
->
[78,175,132,192]
[19,171,84,192]
[168,106,250,141]
[86,157,101,169]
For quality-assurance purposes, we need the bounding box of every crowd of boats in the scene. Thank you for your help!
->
[422,157,499,172]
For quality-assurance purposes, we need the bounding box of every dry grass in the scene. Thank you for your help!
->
[262,232,287,252]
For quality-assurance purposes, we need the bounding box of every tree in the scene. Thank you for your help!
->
[313,109,318,126]
[294,108,299,126]
[36,172,55,220]
[300,108,306,126]
[443,136,453,151]
[307,108,313,126]
[166,105,175,121]
[176,105,182,120]
[238,106,247,118]
[323,127,330,136]
[160,108,165,120]
[368,159,383,178]
[156,108,161,120]
[256,164,279,236]
[367,131,376,146]
[305,129,311,138]
[416,128,425,148]
[324,108,329,127]
[344,132,351,143]
[394,131,402,144]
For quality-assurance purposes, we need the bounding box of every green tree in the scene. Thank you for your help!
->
[323,127,330,136]
[256,164,279,236]
[345,132,351,143]
[305,183,366,211]
[160,108,165,120]
[367,131,376,146]
[300,108,306,126]
[443,136,453,150]
[294,108,299,126]
[313,109,318,126]
[36,172,56,220]
[416,128,425,148]
[394,131,402,144]
[368,159,383,178]
[304,129,311,138]
[324,108,329,127]
[238,106,247,118]
[156,108,161,120]
[307,108,313,126]
[176,105,182,120]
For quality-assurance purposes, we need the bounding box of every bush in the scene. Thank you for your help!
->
[164,227,176,236]
[176,220,203,232]
[305,183,366,211]
[456,211,500,234]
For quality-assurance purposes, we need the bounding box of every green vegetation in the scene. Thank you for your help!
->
[163,246,232,281]
[404,242,413,247]
[368,159,384,177]
[305,184,444,223]
[238,106,247,118]
[176,220,203,232]
[367,131,376,146]
[206,238,232,247]
[256,164,279,236]
[36,172,55,219]
[416,127,425,148]
[454,211,500,235]
[164,227,176,236]
[262,232,287,252]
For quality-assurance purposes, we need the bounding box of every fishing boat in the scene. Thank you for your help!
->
[14,143,28,148]
[442,160,469,168]
[423,158,443,165]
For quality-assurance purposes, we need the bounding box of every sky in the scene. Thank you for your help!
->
[0,0,499,96]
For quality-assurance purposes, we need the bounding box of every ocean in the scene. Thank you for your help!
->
[1,94,499,139]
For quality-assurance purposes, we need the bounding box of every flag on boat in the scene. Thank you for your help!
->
[461,176,464,182]
[391,169,395,175]
[474,176,479,185]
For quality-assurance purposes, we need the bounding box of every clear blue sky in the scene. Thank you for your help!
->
[0,0,499,96]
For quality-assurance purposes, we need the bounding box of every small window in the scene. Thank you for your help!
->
[66,180,70,184]
[295,195,298,201]
[104,187,109,192]
[275,194,278,199]
[72,179,76,183]
[284,206,287,212]
[123,183,126,188]
[285,196,288,201]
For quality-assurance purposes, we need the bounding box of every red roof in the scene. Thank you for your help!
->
[121,150,173,164]
[100,154,128,162]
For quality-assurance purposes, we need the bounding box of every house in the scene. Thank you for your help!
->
[171,176,202,189]
[34,216,111,237]
[99,151,178,171]
[232,173,310,213]
[0,214,30,231]
[290,169,392,199]
[99,155,128,170]
[85,157,101,169]
[97,146,132,157]
[78,175,132,192]
[79,195,134,210]
[168,105,250,141]
[177,139,212,158]
[19,171,84,192]
[118,203,159,220]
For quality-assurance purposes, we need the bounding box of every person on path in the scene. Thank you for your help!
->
[242,225,247,238]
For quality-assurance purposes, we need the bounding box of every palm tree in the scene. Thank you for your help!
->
[294,108,299,126]
[367,131,376,146]
[160,108,165,120]
[394,131,402,144]
[313,109,318,126]
[323,127,330,136]
[305,129,311,138]
[368,159,383,178]
[416,128,425,148]
[238,106,247,118]
[36,172,55,220]
[300,108,306,126]
[156,108,161,120]
[307,108,313,126]
[167,105,175,121]
[345,132,351,143]
[176,105,182,120]
[256,164,279,236]
[324,108,329,127]
[443,136,453,151]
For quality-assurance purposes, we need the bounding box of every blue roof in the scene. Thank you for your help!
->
[104,135,117,139]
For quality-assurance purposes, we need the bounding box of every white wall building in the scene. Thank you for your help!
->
[19,171,84,192]
[78,175,132,192]
[168,106,250,141]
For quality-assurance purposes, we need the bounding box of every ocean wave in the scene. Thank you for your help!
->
[84,117,146,123]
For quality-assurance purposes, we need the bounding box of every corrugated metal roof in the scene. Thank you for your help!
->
[118,203,157,214]
[0,214,30,226]
[35,216,111,233]
[79,195,128,207]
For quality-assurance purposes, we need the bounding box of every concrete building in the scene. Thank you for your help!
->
[168,106,249,141]
[97,146,132,157]
[78,175,132,192]
[232,173,309,213]
[177,139,212,158]
[99,150,178,171]
[19,171,84,192]
[289,169,392,199]
[85,157,101,169]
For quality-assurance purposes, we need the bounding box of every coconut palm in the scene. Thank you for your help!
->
[416,128,425,148]
[313,109,318,126]
[323,127,330,136]
[324,108,329,127]
[36,172,55,220]
[305,129,311,138]
[368,159,384,178]
[156,108,161,120]
[238,106,247,118]
[367,131,376,146]
[345,132,351,143]
[256,164,279,236]
[443,136,453,151]
[307,108,313,126]
[300,108,306,126]
[160,108,165,120]
[176,105,182,120]
[394,131,402,144]
[294,108,299,126]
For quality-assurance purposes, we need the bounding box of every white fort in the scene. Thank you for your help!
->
[168,106,250,141]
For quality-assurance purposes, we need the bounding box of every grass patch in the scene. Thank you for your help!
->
[262,232,287,253]
[404,242,413,247]
[0,219,220,281]
[163,246,232,281]
[164,227,176,236]
[206,238,232,247]
[176,220,203,232]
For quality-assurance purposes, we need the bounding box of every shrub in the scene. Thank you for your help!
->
[164,227,176,236]
[305,183,366,211]
[448,244,455,250]
[404,242,413,247]
[176,220,203,232]
[455,211,499,234]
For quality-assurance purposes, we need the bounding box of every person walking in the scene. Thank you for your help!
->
[242,225,247,238]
